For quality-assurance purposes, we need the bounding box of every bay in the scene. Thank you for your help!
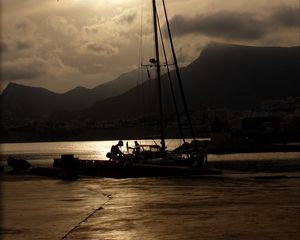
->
[0,140,299,169]
[1,140,300,239]
[0,139,195,167]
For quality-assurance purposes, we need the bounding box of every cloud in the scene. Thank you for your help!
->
[47,15,78,36]
[83,25,99,34]
[85,42,119,56]
[0,41,9,53]
[1,0,298,93]
[14,19,37,35]
[75,12,138,57]
[168,11,268,41]
[46,56,80,78]
[15,40,33,51]
[115,12,137,24]
[270,6,299,27]
[2,57,46,81]
[2,54,80,82]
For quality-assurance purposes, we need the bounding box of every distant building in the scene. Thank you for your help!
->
[261,97,300,112]
[242,116,281,134]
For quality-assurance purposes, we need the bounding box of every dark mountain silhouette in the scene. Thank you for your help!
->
[77,43,300,120]
[1,83,61,118]
[184,43,300,110]
[61,69,145,109]
[1,43,299,122]
[1,68,146,119]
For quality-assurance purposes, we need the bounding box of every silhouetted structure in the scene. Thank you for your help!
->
[7,157,31,174]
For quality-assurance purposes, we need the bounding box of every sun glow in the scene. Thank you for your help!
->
[57,0,139,10]
[74,0,130,5]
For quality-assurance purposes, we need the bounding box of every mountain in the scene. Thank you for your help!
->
[61,69,146,109]
[1,83,61,119]
[1,68,146,119]
[1,43,299,122]
[78,43,300,120]
[184,43,300,110]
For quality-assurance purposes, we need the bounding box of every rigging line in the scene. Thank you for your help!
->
[156,10,186,144]
[137,0,144,125]
[138,0,148,133]
[161,0,198,149]
[153,0,166,153]
[139,0,144,66]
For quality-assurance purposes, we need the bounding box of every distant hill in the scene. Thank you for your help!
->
[1,68,146,119]
[62,69,145,109]
[78,43,300,120]
[1,43,299,122]
[1,83,61,119]
[184,43,300,110]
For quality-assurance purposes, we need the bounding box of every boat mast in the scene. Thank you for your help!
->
[152,0,166,154]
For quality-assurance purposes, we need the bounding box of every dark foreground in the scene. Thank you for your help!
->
[1,166,300,240]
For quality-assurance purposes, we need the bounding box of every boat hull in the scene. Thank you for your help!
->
[51,157,220,178]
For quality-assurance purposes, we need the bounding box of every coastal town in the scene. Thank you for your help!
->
[2,97,300,147]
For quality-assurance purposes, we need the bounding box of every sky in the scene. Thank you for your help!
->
[1,0,299,93]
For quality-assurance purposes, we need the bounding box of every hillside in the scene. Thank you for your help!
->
[1,68,145,119]
[184,43,300,109]
[1,43,299,122]
[1,83,61,118]
[80,43,300,120]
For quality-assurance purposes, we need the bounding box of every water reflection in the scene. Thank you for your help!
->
[65,177,300,240]
[0,139,186,162]
[0,140,299,168]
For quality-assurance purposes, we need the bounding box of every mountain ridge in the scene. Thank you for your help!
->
[77,43,299,121]
[1,43,299,122]
[1,68,147,118]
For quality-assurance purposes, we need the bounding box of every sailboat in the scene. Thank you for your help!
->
[51,0,219,178]
[114,0,205,165]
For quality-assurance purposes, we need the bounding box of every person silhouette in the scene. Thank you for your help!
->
[110,140,124,160]
[134,141,141,156]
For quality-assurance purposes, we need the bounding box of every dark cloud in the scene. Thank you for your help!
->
[86,42,118,56]
[0,41,9,53]
[169,11,268,40]
[2,67,42,81]
[2,58,45,81]
[14,19,36,34]
[15,21,28,30]
[16,40,33,50]
[83,25,99,34]
[270,7,299,27]
[117,13,137,24]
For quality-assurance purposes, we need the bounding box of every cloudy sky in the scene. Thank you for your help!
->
[1,0,299,93]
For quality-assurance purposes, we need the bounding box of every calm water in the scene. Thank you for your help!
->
[0,140,299,168]
[2,171,300,240]
[1,140,300,240]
